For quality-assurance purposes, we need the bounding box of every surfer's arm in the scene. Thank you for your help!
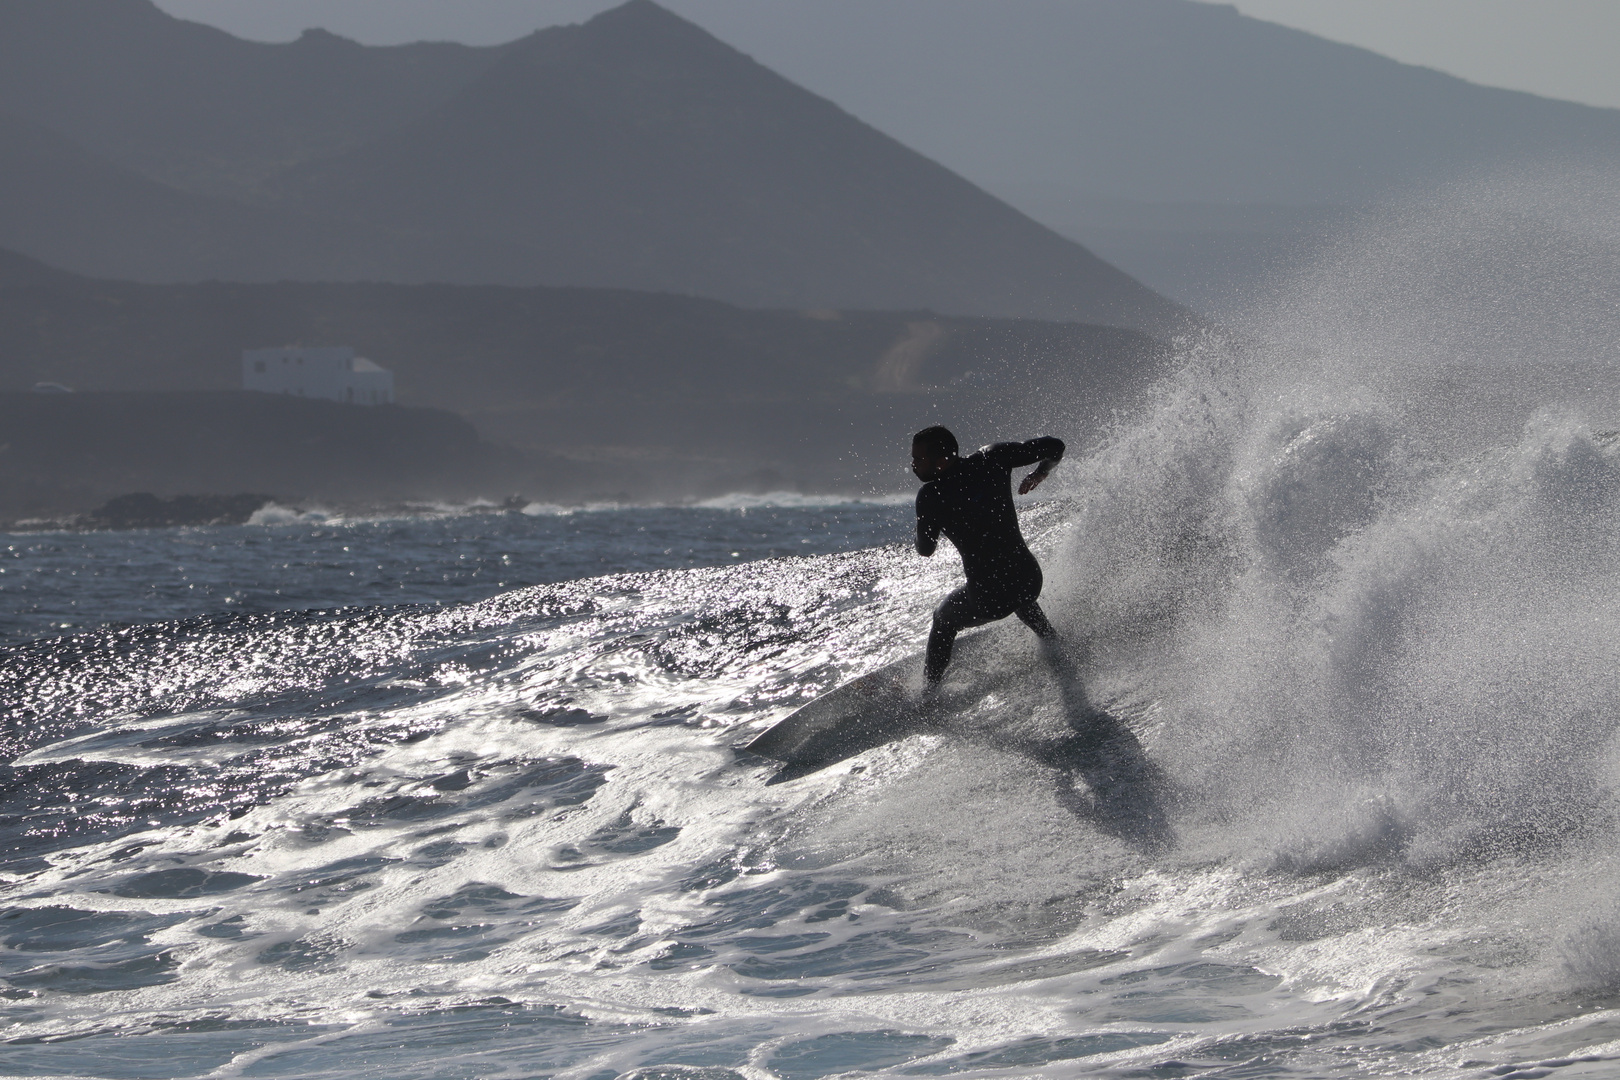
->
[915,490,941,556]
[984,437,1064,494]
[916,516,940,556]
[986,437,1065,470]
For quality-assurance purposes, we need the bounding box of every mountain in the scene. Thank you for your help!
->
[0,110,551,285]
[0,0,1186,334]
[11,0,1613,318]
[272,0,1183,330]
[658,0,1620,209]
[0,246,78,289]
[620,0,1620,310]
[0,110,332,282]
[0,0,506,203]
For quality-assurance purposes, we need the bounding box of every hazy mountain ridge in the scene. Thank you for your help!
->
[0,0,508,202]
[0,107,598,286]
[274,0,1180,328]
[0,246,78,290]
[0,110,432,284]
[656,0,1620,209]
[3,0,1614,322]
[637,0,1620,310]
[0,0,1186,333]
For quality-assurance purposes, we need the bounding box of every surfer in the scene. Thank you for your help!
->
[911,425,1065,690]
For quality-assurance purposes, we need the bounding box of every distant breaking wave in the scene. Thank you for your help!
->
[521,490,914,516]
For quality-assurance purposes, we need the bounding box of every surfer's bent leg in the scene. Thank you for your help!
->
[1015,601,1058,640]
[925,586,991,688]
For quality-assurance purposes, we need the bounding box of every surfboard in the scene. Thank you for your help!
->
[744,656,930,783]
[744,629,1003,783]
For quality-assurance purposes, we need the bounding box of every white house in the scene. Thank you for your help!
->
[242,346,395,405]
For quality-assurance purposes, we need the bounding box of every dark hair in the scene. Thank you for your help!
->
[912,425,958,457]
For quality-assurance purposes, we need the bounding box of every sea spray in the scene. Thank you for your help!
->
[1025,169,1620,1020]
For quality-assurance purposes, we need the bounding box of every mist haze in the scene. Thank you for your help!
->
[6,3,1620,1077]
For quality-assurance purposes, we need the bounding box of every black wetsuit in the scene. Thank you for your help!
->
[916,437,1065,685]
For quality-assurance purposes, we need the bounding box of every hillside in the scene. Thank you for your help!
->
[273,0,1183,330]
[0,391,530,521]
[0,0,506,203]
[0,246,77,290]
[0,0,1185,333]
[0,111,524,284]
[0,271,1170,497]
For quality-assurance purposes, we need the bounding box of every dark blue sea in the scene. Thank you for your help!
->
[6,185,1620,1079]
[0,496,914,645]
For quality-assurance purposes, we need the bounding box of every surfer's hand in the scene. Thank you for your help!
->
[1019,468,1048,495]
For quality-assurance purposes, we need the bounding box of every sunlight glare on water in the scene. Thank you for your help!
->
[5,170,1620,1078]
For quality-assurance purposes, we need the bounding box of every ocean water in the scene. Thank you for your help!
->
[6,174,1620,1079]
[0,497,913,645]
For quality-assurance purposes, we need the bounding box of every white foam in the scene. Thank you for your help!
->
[246,502,339,526]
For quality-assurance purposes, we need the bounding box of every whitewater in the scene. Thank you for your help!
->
[5,173,1620,1079]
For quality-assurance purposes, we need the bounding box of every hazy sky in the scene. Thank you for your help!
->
[152,0,1620,111]
[1229,1,1620,110]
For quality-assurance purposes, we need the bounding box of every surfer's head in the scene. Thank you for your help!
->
[912,426,959,482]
